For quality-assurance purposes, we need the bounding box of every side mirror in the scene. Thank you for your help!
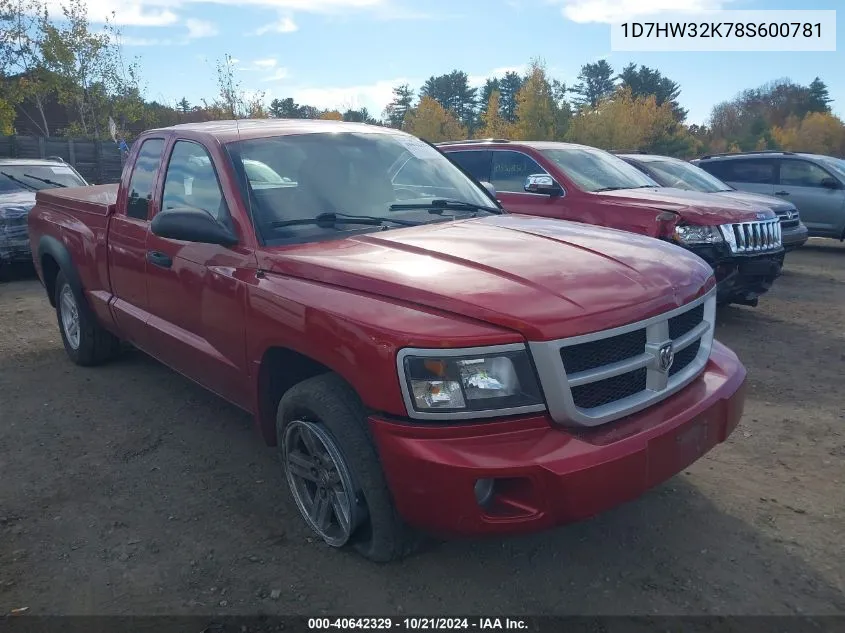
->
[821,176,841,190]
[524,173,562,196]
[480,181,496,197]
[151,208,238,246]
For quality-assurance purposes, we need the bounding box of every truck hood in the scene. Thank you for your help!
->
[260,214,714,341]
[596,187,777,224]
[711,189,797,213]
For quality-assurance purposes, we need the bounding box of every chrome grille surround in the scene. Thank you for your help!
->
[718,219,782,254]
[774,208,800,229]
[528,286,717,428]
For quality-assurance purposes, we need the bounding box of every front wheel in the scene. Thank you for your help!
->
[277,373,421,562]
[54,271,121,366]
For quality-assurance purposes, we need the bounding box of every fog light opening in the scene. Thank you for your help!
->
[474,478,495,508]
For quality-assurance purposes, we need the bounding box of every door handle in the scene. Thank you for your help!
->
[774,190,790,196]
[146,250,173,268]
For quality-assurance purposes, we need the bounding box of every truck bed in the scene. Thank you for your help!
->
[35,183,119,216]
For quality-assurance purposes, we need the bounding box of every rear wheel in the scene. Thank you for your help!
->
[277,373,420,562]
[54,270,121,366]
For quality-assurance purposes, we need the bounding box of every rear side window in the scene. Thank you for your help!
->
[492,150,548,192]
[702,159,774,184]
[779,160,834,188]
[126,139,165,220]
[446,150,492,182]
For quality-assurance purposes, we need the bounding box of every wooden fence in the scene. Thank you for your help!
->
[0,135,125,185]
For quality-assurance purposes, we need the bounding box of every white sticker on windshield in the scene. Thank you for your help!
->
[399,137,442,160]
[51,166,74,174]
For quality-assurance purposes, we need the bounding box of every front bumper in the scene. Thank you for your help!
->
[781,223,809,251]
[686,244,784,305]
[369,341,746,538]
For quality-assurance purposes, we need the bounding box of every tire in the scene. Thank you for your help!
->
[276,373,421,562]
[54,270,121,366]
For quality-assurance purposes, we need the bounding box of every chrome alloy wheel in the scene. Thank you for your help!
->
[283,419,361,547]
[59,284,81,350]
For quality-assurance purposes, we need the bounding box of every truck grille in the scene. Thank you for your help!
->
[719,219,782,254]
[528,288,717,427]
[773,208,800,229]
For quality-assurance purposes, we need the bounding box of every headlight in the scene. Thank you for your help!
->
[674,224,723,245]
[398,345,546,420]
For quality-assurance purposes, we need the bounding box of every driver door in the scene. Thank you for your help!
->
[144,139,256,409]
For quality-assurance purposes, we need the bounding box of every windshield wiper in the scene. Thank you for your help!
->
[388,199,503,214]
[0,171,38,191]
[18,173,68,188]
[594,185,654,192]
[270,211,421,229]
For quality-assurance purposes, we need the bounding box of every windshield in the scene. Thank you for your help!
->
[637,157,732,193]
[817,156,845,181]
[540,147,658,192]
[227,131,498,244]
[0,163,87,193]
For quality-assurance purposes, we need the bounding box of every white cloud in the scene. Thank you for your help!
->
[292,77,415,115]
[263,68,290,82]
[185,17,218,38]
[253,58,280,68]
[43,0,179,25]
[557,0,729,24]
[468,64,528,88]
[255,16,298,34]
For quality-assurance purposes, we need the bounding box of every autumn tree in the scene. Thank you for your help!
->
[567,87,692,156]
[512,60,556,141]
[403,95,466,142]
[319,110,343,120]
[772,112,845,155]
[570,59,615,109]
[203,54,266,120]
[477,90,511,139]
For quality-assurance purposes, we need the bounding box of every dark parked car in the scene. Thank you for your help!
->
[616,152,808,252]
[0,158,88,273]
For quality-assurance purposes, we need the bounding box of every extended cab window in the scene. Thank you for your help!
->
[161,141,229,222]
[126,139,164,220]
[779,160,835,188]
[492,151,548,193]
[446,151,492,182]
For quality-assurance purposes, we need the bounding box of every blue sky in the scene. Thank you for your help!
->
[76,0,842,124]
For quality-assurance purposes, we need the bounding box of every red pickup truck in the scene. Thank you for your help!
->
[438,140,786,308]
[28,120,747,562]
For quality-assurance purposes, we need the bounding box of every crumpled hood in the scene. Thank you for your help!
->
[0,190,37,217]
[596,187,777,224]
[711,189,797,214]
[0,191,36,260]
[261,214,714,341]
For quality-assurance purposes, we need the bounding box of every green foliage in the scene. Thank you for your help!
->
[617,63,687,122]
[419,70,477,132]
[382,83,414,129]
[570,59,615,109]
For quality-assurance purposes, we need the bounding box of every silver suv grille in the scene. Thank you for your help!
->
[528,288,716,427]
[719,219,781,254]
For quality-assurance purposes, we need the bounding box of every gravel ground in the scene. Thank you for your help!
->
[0,240,843,616]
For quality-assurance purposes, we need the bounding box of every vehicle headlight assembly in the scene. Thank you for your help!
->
[674,224,723,245]
[398,345,546,420]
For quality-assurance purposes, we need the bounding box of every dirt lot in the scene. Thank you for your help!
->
[1,241,844,617]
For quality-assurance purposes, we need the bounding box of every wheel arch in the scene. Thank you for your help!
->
[37,235,83,309]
